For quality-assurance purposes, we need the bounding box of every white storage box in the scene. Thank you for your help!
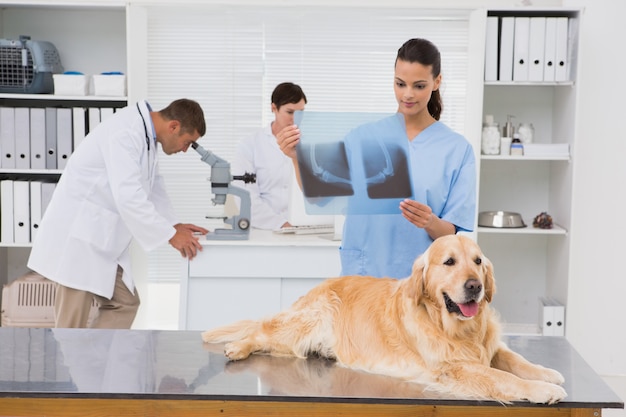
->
[93,73,126,96]
[53,73,89,96]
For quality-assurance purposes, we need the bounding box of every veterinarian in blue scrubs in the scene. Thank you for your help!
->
[277,38,476,279]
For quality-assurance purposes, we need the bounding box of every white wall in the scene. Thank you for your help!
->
[564,0,626,377]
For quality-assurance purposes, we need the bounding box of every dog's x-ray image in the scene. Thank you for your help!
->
[360,136,411,199]
[297,141,354,198]
[294,111,413,215]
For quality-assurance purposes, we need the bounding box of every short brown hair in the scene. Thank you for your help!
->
[159,98,206,136]
[271,82,307,110]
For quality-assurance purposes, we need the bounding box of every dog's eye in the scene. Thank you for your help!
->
[444,258,455,266]
[475,257,482,265]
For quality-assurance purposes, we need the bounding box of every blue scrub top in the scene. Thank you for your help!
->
[339,114,476,279]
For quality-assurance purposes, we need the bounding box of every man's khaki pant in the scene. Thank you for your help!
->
[54,265,140,329]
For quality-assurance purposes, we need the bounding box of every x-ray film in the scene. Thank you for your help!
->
[295,111,413,215]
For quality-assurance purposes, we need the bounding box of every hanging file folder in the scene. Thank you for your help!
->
[13,180,30,244]
[528,17,546,82]
[539,297,565,336]
[45,108,57,169]
[513,17,530,82]
[555,17,569,81]
[41,182,56,214]
[88,107,101,133]
[72,107,86,149]
[56,108,73,170]
[30,181,43,242]
[14,107,31,169]
[543,17,558,82]
[499,17,515,82]
[30,108,46,169]
[0,107,16,169]
[0,180,14,243]
[484,16,499,81]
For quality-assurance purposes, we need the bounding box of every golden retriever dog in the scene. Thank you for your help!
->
[202,234,566,404]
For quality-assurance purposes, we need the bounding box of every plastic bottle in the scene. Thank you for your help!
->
[502,115,515,138]
[510,134,524,156]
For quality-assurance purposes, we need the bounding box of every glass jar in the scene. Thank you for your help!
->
[518,123,534,144]
[481,124,501,155]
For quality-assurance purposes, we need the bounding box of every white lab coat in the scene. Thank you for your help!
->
[27,100,178,299]
[231,125,293,230]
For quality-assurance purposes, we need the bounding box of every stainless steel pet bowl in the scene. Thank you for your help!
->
[478,211,526,228]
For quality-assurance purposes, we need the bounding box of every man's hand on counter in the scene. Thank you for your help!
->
[170,223,209,259]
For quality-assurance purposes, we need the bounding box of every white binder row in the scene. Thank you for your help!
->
[0,106,117,170]
[0,179,57,244]
[539,296,565,336]
[485,16,570,82]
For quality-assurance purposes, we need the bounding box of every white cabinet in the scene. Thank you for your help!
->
[180,230,341,331]
[477,9,581,334]
[0,3,128,297]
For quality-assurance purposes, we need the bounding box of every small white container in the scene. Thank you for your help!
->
[93,73,127,96]
[53,73,89,96]
[500,137,512,156]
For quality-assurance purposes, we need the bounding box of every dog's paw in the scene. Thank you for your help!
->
[526,381,567,404]
[224,341,252,361]
[541,368,565,385]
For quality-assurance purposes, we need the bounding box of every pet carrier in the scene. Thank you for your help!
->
[0,35,64,94]
[1,272,98,327]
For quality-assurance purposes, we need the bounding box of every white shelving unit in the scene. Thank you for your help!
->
[477,8,582,335]
[0,2,128,299]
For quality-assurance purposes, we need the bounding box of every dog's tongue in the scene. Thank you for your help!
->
[459,301,478,317]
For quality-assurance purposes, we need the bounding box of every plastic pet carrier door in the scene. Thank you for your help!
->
[0,35,64,94]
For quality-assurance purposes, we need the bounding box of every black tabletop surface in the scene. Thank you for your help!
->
[0,328,622,409]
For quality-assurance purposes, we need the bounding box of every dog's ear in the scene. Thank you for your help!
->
[406,250,428,303]
[482,254,496,303]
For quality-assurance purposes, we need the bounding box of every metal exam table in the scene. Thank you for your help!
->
[0,328,622,416]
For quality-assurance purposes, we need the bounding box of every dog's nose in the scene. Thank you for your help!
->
[464,279,482,296]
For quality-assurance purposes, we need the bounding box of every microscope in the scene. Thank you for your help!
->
[192,142,256,240]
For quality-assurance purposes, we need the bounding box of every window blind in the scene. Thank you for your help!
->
[143,5,471,282]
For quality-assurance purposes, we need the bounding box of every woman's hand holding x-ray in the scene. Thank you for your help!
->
[400,199,433,228]
[400,199,456,240]
[276,124,301,160]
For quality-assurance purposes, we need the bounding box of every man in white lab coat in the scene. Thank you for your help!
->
[28,98,209,329]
